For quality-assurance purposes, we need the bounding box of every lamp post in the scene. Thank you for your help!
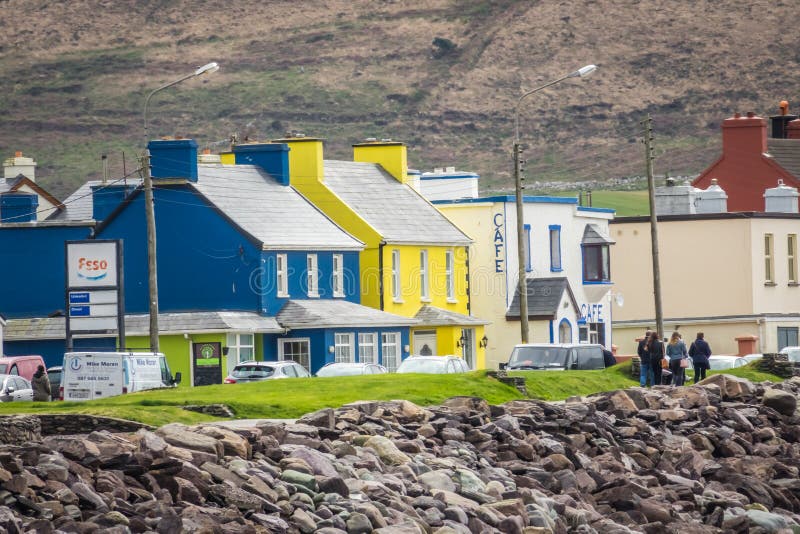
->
[141,62,219,352]
[513,64,597,343]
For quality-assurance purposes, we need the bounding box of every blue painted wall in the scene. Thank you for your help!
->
[96,186,263,314]
[0,225,92,318]
[263,327,410,374]
[5,337,116,368]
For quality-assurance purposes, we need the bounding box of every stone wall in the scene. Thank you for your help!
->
[485,370,528,395]
[0,414,151,443]
[758,353,800,378]
[0,415,41,445]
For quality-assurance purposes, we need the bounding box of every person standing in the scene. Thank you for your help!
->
[666,331,689,386]
[647,332,665,386]
[637,330,653,387]
[689,332,711,383]
[31,365,51,402]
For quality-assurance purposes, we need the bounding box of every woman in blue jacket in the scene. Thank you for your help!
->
[666,331,689,386]
[689,332,712,383]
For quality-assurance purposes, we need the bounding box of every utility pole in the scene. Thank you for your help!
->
[642,114,664,338]
[140,149,160,352]
[513,141,529,343]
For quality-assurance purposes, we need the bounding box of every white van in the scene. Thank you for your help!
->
[60,352,181,401]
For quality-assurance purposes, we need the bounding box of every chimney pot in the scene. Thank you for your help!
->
[734,112,741,118]
[746,111,755,118]
[365,137,377,142]
[14,151,22,157]
[780,100,789,115]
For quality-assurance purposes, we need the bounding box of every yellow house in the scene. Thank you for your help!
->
[273,136,488,369]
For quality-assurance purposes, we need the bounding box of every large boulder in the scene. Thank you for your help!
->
[156,424,223,460]
[363,436,411,465]
[762,388,797,416]
[696,374,755,400]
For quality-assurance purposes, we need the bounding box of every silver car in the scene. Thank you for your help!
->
[0,374,34,402]
[316,362,388,377]
[224,361,310,384]
[396,355,471,374]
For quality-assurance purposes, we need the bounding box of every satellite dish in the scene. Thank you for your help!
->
[614,293,625,307]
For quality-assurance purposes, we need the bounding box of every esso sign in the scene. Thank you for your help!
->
[67,241,119,287]
[77,257,109,281]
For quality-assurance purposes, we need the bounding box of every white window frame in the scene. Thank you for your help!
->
[765,233,775,284]
[789,234,798,284]
[307,253,319,297]
[392,249,402,302]
[278,337,310,370]
[446,249,456,302]
[358,332,377,364]
[334,332,354,363]
[226,333,255,364]
[549,225,562,272]
[420,249,430,301]
[381,331,401,372]
[277,253,289,297]
[332,253,345,297]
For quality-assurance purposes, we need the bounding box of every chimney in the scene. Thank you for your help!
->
[721,112,767,159]
[352,138,408,184]
[198,148,222,165]
[764,179,799,213]
[92,184,135,221]
[232,142,291,185]
[695,178,728,214]
[769,101,798,139]
[787,118,800,140]
[270,134,324,187]
[3,151,37,182]
[0,192,38,223]
[147,139,199,182]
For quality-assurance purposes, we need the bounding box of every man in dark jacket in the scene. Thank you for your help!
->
[637,330,653,386]
[689,332,711,383]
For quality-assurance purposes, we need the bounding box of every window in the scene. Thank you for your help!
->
[524,224,532,272]
[765,233,775,284]
[420,249,430,300]
[392,249,401,301]
[332,254,344,297]
[582,245,610,282]
[358,333,377,363]
[335,332,354,363]
[558,320,572,343]
[381,332,401,372]
[778,326,799,350]
[226,333,255,365]
[549,225,562,272]
[445,249,455,301]
[277,254,288,297]
[789,234,798,284]
[307,254,319,296]
[279,338,310,370]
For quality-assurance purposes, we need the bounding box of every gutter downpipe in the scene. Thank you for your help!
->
[378,241,386,311]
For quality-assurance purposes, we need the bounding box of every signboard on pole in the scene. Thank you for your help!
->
[65,240,125,350]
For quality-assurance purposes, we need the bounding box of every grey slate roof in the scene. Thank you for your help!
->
[194,164,363,250]
[277,299,418,329]
[582,224,615,245]
[767,138,800,178]
[414,305,489,327]
[49,180,98,221]
[4,311,282,340]
[506,277,579,319]
[322,160,472,245]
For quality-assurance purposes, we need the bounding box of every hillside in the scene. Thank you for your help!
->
[0,0,797,199]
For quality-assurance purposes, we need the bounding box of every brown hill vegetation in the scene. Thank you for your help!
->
[0,0,797,198]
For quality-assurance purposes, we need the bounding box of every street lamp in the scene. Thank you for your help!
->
[140,61,219,352]
[513,64,596,343]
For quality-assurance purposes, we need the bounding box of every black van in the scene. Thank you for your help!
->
[502,343,606,371]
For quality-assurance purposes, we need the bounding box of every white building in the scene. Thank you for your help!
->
[434,195,616,369]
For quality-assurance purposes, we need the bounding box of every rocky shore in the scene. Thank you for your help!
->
[1,373,799,533]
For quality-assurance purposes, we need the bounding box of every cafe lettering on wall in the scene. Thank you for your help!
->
[493,212,504,273]
[580,303,604,322]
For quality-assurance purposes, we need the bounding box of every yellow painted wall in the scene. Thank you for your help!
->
[220,152,235,165]
[417,324,486,369]
[353,143,408,183]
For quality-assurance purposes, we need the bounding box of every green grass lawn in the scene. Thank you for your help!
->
[550,190,650,216]
[0,362,784,426]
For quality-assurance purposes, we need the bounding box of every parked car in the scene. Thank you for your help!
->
[316,362,388,377]
[396,355,470,374]
[0,355,47,381]
[706,355,748,371]
[61,352,180,401]
[224,360,310,384]
[779,346,800,363]
[741,354,763,363]
[0,375,34,402]
[502,344,606,371]
[46,366,62,401]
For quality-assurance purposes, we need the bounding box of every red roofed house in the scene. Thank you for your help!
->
[693,104,800,212]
